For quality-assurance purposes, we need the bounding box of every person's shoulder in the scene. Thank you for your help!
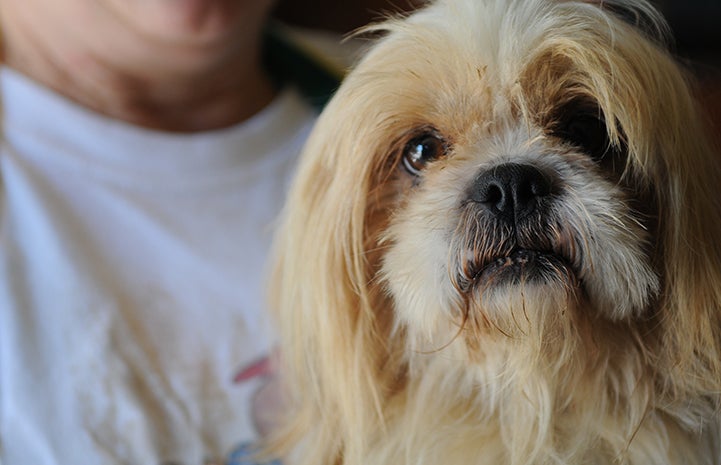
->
[262,23,366,110]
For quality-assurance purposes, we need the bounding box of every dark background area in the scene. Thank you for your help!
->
[272,0,721,141]
[272,0,421,34]
[272,0,720,58]
[657,0,721,66]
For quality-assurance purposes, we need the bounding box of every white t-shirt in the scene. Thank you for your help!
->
[0,67,316,465]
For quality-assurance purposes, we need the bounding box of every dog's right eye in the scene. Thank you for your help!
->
[402,133,446,175]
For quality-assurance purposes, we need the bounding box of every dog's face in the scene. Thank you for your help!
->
[273,0,721,462]
[354,0,671,350]
[380,65,658,346]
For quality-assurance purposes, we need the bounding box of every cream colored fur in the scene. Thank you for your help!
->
[270,0,721,463]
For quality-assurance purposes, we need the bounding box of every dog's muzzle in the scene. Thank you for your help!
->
[452,162,579,293]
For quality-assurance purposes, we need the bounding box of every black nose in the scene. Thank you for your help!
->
[468,163,552,221]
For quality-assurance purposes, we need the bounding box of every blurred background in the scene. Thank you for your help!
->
[272,0,721,140]
[271,0,720,67]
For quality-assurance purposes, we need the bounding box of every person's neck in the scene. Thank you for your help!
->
[1,12,276,132]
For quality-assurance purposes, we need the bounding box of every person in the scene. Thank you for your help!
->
[0,0,349,464]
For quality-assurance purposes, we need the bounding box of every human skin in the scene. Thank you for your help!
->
[0,0,277,131]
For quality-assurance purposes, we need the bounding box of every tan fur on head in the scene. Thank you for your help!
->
[270,0,721,463]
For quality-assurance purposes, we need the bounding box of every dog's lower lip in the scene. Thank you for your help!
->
[469,249,572,286]
[475,249,538,277]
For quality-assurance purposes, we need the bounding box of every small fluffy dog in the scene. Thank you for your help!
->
[270,0,721,463]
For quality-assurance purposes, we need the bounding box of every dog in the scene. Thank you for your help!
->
[269,0,721,463]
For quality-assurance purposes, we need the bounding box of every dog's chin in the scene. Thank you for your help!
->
[456,248,584,341]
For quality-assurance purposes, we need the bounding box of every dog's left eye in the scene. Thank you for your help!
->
[402,133,446,175]
[553,110,621,163]
[556,113,615,163]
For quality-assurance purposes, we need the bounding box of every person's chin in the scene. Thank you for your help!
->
[119,0,273,47]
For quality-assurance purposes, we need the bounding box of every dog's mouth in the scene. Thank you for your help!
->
[458,248,578,293]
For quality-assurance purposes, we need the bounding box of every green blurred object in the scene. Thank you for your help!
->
[262,24,343,111]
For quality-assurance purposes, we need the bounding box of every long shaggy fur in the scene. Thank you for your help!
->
[270,0,721,463]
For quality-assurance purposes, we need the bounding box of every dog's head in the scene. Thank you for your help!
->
[272,0,721,462]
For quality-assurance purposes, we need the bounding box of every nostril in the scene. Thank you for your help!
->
[529,173,551,197]
[514,172,551,209]
[516,181,534,204]
[481,181,504,208]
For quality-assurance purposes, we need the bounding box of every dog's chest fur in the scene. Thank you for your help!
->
[370,344,712,464]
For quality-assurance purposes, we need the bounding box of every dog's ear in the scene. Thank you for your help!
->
[654,125,721,422]
[644,60,721,423]
[586,0,721,418]
[268,55,407,464]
